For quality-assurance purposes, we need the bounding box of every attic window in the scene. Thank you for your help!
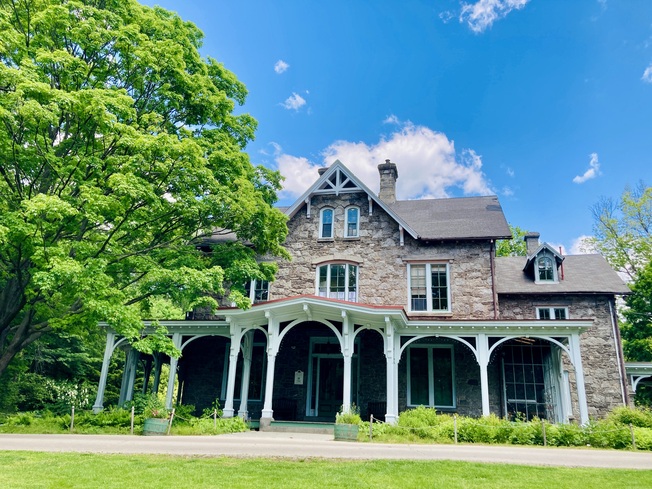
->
[320,208,334,239]
[536,256,557,283]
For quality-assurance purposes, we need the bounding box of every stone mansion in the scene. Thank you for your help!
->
[93,159,642,428]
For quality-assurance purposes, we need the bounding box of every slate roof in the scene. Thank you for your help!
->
[495,254,631,295]
[389,196,511,240]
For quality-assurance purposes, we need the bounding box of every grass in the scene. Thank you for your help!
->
[0,452,650,489]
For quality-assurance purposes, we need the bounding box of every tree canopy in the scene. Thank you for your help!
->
[0,0,288,378]
[495,224,528,257]
[621,260,652,362]
[589,182,651,281]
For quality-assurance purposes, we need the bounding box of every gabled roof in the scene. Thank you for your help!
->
[284,160,511,241]
[284,160,420,239]
[495,254,631,295]
[524,243,564,271]
[389,196,511,240]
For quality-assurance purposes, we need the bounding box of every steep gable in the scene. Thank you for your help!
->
[284,160,419,239]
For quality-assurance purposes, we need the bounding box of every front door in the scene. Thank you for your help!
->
[316,357,343,418]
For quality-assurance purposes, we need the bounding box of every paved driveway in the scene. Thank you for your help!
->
[1,432,651,469]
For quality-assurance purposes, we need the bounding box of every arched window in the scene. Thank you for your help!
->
[316,263,358,302]
[537,256,555,282]
[344,206,359,238]
[320,208,334,239]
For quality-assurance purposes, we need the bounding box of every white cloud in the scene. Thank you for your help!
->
[275,122,493,200]
[282,92,306,111]
[642,65,652,83]
[459,0,529,33]
[569,235,596,255]
[439,11,455,23]
[573,152,601,184]
[274,60,289,74]
[383,114,400,125]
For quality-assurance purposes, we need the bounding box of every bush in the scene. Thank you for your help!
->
[546,422,585,447]
[607,406,652,429]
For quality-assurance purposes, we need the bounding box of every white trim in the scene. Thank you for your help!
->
[316,263,358,302]
[407,262,451,313]
[319,207,334,239]
[284,160,419,239]
[536,306,568,320]
[344,205,360,238]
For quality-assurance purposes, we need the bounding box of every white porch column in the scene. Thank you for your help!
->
[341,311,352,413]
[384,318,399,425]
[93,331,115,413]
[477,333,491,417]
[223,324,243,418]
[260,313,279,428]
[570,333,589,425]
[237,331,254,419]
[165,333,182,409]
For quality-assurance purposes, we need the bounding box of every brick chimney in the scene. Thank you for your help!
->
[378,159,398,204]
[524,232,540,255]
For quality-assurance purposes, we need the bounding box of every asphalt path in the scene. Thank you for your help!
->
[1,432,651,469]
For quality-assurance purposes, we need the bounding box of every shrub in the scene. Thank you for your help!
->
[546,422,585,447]
[607,406,652,429]
[336,404,362,425]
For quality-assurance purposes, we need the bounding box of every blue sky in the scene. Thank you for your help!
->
[143,0,652,253]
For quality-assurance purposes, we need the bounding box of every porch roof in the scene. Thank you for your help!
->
[114,296,593,336]
[625,362,652,376]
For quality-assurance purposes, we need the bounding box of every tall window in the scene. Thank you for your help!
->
[320,208,334,239]
[408,263,450,312]
[245,280,269,304]
[536,307,567,320]
[537,256,555,282]
[345,206,359,238]
[502,342,553,421]
[407,345,455,408]
[317,263,358,302]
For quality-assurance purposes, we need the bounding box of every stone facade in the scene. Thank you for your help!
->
[97,160,630,425]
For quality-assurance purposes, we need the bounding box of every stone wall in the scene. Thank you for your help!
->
[274,193,496,319]
[498,294,625,419]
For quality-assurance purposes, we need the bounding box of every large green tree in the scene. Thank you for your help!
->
[621,260,652,362]
[589,182,651,281]
[0,0,288,378]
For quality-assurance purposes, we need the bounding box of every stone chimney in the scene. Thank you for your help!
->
[524,232,540,255]
[378,159,398,204]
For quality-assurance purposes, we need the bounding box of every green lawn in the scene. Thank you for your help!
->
[0,452,649,489]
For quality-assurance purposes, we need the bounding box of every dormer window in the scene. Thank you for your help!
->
[536,255,558,283]
[320,208,334,239]
[345,206,359,238]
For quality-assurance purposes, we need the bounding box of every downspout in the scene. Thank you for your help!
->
[609,299,629,405]
[490,240,498,320]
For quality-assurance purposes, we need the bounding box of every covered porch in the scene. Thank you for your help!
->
[93,296,594,425]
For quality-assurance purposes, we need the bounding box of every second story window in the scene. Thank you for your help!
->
[320,208,334,239]
[408,263,450,313]
[345,206,359,238]
[245,279,269,304]
[317,263,358,302]
[537,307,568,320]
